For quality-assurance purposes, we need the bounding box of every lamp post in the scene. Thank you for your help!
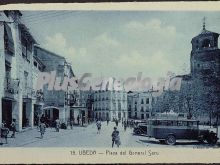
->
[186,96,192,119]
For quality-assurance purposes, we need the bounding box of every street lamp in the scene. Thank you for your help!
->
[186,96,192,119]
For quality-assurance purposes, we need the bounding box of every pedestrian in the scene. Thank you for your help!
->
[115,119,118,127]
[1,123,9,144]
[2,120,6,128]
[55,118,60,132]
[96,120,101,134]
[10,119,16,138]
[107,119,109,126]
[77,115,80,125]
[82,116,85,126]
[111,127,121,148]
[39,122,46,139]
[124,121,127,131]
[70,118,74,129]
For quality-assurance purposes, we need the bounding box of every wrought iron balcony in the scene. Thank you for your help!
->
[4,77,19,97]
[22,87,34,98]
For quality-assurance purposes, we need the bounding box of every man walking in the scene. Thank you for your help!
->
[70,118,74,129]
[55,118,60,132]
[39,122,46,139]
[115,119,118,127]
[96,120,101,134]
[111,127,121,148]
[123,121,127,131]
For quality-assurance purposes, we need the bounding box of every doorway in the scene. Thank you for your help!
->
[2,99,12,128]
[22,102,27,128]
[52,108,59,121]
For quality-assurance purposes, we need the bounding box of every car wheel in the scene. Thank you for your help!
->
[165,135,176,145]
[136,130,141,135]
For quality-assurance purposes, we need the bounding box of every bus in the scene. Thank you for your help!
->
[147,118,218,145]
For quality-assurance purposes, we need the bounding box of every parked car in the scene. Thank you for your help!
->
[133,124,148,135]
[147,118,218,145]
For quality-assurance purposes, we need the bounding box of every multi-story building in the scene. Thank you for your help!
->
[34,45,77,124]
[79,88,94,122]
[93,89,127,121]
[0,11,44,131]
[127,91,153,120]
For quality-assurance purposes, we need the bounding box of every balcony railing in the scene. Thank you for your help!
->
[4,77,19,96]
[23,87,34,98]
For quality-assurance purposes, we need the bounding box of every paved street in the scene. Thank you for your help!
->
[0,122,220,148]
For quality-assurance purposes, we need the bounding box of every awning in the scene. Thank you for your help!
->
[4,23,14,54]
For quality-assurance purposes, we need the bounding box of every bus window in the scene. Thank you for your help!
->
[167,120,178,126]
[187,121,198,127]
[178,121,187,126]
[157,120,167,126]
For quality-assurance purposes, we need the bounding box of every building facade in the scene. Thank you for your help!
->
[0,11,44,131]
[127,91,153,120]
[34,45,77,124]
[93,90,127,121]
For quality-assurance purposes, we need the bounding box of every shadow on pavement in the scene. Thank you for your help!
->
[139,139,219,147]
[139,139,166,145]
[35,137,42,139]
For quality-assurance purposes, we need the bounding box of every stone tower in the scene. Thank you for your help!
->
[190,19,220,123]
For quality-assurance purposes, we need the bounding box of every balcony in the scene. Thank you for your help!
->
[23,87,35,98]
[4,77,19,98]
[34,90,44,102]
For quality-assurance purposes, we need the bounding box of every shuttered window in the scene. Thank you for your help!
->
[4,23,14,55]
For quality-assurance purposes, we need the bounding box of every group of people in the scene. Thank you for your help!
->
[0,119,16,144]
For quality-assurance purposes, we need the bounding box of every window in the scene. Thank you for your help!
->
[141,99,144,104]
[141,106,144,112]
[141,114,144,119]
[178,121,187,126]
[4,24,14,55]
[146,114,149,119]
[34,61,37,67]
[146,98,149,104]
[146,107,149,112]
[202,39,211,48]
[24,71,28,89]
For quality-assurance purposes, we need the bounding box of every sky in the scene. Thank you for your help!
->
[21,11,220,82]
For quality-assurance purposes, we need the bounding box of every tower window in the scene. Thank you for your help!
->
[202,39,211,48]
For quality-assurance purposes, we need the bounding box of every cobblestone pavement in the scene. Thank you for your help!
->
[0,122,219,148]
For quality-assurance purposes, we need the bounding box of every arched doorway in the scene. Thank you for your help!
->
[43,106,60,121]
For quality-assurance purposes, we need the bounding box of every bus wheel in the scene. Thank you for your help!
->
[165,135,176,145]
[206,136,218,144]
